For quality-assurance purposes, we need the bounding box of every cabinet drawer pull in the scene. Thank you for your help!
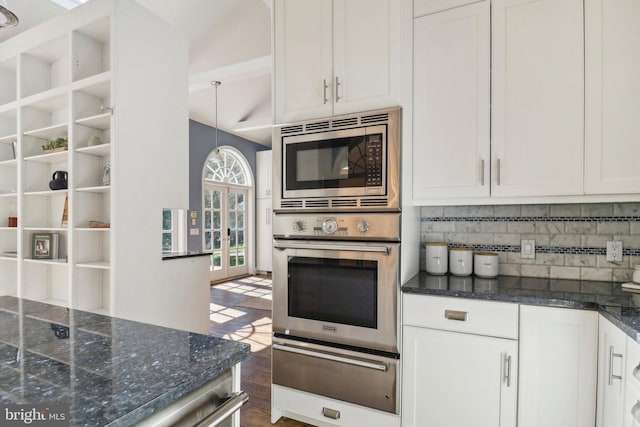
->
[632,401,640,422]
[496,158,501,185]
[444,310,467,321]
[608,345,623,385]
[480,159,485,186]
[504,354,512,387]
[322,407,341,420]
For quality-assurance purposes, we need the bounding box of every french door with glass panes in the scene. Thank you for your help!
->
[203,184,249,282]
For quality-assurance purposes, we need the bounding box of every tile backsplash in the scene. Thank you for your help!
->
[420,203,640,282]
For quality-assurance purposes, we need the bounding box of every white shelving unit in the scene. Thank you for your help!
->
[0,0,205,334]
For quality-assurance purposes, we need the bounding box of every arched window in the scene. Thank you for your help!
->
[203,149,251,186]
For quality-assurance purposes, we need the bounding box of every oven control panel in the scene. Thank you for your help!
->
[272,212,401,241]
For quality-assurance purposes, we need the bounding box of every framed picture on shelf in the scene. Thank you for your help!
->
[31,233,59,260]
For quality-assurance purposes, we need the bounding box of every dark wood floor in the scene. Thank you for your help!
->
[209,276,315,427]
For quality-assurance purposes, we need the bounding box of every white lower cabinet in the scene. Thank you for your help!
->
[402,326,517,427]
[402,295,518,427]
[625,336,640,426]
[518,305,598,427]
[402,296,599,427]
[597,314,627,427]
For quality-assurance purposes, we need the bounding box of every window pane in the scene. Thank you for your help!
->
[204,232,211,250]
[229,192,236,210]
[237,194,245,211]
[204,190,212,209]
[238,251,245,266]
[229,212,236,229]
[162,233,172,252]
[237,212,244,229]
[213,251,222,268]
[213,211,221,229]
[205,211,212,229]
[230,230,237,248]
[213,191,221,209]
[229,255,237,267]
[238,230,244,247]
[214,231,221,250]
[162,210,172,230]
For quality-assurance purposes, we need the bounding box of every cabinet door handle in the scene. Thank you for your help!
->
[496,158,501,185]
[608,345,623,385]
[632,401,640,422]
[335,76,341,102]
[323,79,329,104]
[480,159,485,186]
[444,310,467,321]
[504,354,512,387]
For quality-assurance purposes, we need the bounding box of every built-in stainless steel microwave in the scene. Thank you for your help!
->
[273,108,401,212]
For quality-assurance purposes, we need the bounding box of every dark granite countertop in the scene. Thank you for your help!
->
[0,296,250,426]
[403,271,640,343]
[162,251,211,261]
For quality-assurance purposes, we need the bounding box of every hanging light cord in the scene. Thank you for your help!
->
[211,80,222,158]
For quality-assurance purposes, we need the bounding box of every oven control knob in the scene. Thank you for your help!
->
[357,219,370,233]
[322,218,338,234]
[292,220,307,232]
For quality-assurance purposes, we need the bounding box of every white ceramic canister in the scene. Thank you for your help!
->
[474,252,499,278]
[449,247,473,276]
[425,243,448,275]
[633,265,640,283]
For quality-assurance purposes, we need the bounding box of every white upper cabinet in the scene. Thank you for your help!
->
[491,0,584,197]
[412,1,490,200]
[585,0,640,194]
[273,0,400,124]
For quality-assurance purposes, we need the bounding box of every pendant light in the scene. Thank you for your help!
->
[0,0,18,28]
[210,80,222,162]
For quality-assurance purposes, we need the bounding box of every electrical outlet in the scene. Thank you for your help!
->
[521,239,535,259]
[606,240,623,262]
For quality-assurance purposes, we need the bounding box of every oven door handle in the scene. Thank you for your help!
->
[273,343,389,371]
[273,241,391,255]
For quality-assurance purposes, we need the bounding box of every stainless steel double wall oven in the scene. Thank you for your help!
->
[271,108,401,414]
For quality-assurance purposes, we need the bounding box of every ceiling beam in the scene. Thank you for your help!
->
[189,55,272,93]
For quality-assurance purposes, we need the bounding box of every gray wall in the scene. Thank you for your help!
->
[188,119,269,251]
[420,203,640,284]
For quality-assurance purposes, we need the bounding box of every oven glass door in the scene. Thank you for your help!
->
[282,125,387,198]
[273,240,399,353]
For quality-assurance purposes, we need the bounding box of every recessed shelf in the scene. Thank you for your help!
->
[0,191,17,197]
[76,185,110,194]
[23,189,68,197]
[72,71,111,95]
[23,123,68,140]
[0,159,17,167]
[0,101,17,114]
[23,227,68,232]
[0,256,18,262]
[76,143,111,157]
[76,261,110,270]
[75,227,110,232]
[24,150,69,164]
[75,112,110,130]
[20,87,67,110]
[0,133,17,144]
[24,258,68,265]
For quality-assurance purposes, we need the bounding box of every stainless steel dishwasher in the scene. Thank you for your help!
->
[135,369,248,427]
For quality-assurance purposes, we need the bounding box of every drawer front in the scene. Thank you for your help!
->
[272,384,401,427]
[403,294,518,339]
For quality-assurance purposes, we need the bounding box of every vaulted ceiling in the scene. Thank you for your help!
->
[0,0,273,146]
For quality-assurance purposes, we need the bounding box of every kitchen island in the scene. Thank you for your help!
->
[0,296,250,426]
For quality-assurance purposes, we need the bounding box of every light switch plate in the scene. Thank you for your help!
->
[521,239,535,259]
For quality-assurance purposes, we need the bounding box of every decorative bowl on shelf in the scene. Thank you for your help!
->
[88,221,110,228]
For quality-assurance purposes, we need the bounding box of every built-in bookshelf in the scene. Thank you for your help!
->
[0,0,191,327]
